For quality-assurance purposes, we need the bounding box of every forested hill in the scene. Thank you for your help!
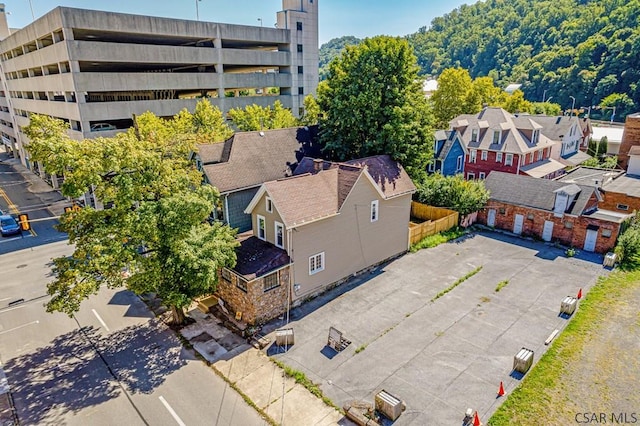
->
[406,0,640,114]
[319,36,361,80]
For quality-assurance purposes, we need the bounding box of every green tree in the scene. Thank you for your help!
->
[502,90,533,114]
[431,67,474,128]
[300,94,321,126]
[415,173,490,216]
[529,101,562,116]
[24,113,239,325]
[319,36,362,80]
[318,36,433,182]
[467,76,507,112]
[170,99,233,143]
[601,93,635,122]
[228,100,299,131]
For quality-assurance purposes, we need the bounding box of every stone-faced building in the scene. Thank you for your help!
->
[479,171,628,253]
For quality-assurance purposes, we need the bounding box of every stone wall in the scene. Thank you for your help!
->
[215,267,290,325]
[478,201,620,253]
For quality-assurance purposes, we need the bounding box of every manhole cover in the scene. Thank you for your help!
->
[16,264,27,269]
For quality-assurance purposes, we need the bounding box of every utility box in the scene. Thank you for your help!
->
[513,347,534,374]
[603,252,616,267]
[275,328,294,346]
[560,296,578,316]
[375,389,405,421]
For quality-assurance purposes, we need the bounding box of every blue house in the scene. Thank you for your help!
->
[429,130,466,176]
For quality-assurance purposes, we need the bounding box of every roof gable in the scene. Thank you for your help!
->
[202,126,322,193]
[485,171,594,215]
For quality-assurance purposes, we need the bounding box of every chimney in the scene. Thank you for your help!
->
[313,158,323,172]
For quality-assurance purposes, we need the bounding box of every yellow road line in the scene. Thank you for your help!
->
[0,186,37,236]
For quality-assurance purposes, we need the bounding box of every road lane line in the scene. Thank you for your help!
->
[91,309,110,331]
[159,396,186,426]
[0,186,37,236]
[0,320,39,335]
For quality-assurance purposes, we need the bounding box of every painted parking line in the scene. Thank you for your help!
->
[0,320,39,335]
[91,309,110,331]
[0,186,37,237]
[159,396,186,426]
[0,234,34,244]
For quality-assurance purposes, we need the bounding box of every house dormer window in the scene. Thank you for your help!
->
[537,150,543,161]
[471,128,478,142]
[493,130,501,144]
[532,129,540,144]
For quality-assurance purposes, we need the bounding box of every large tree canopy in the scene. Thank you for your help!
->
[228,100,299,131]
[24,110,239,324]
[318,35,433,182]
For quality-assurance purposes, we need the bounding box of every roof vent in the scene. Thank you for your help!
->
[313,158,323,172]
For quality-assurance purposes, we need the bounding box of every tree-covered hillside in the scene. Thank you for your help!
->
[407,0,640,118]
[319,36,361,80]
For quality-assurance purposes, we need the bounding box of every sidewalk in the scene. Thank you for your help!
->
[0,156,69,217]
[179,307,350,425]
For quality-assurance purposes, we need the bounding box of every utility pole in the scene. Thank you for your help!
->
[195,0,201,21]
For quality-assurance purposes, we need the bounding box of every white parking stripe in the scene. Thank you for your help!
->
[159,396,186,426]
[0,320,39,335]
[91,309,110,331]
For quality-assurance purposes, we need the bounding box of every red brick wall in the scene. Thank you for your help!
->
[466,151,520,178]
[618,114,640,170]
[477,200,620,253]
[599,191,640,214]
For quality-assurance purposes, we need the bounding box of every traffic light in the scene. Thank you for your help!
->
[18,214,30,231]
[64,207,72,213]
[72,204,81,212]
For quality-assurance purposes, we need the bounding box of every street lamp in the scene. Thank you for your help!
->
[569,96,576,117]
[195,0,201,21]
[257,18,263,27]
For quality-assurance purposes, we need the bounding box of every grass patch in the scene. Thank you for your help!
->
[495,280,509,292]
[410,226,468,252]
[355,344,367,353]
[431,265,483,302]
[489,268,640,425]
[271,359,342,413]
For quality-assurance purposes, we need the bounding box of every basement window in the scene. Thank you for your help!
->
[263,272,280,292]
[617,204,629,211]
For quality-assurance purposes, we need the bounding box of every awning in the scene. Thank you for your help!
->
[521,158,567,179]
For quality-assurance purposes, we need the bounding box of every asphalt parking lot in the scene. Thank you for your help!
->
[269,231,607,425]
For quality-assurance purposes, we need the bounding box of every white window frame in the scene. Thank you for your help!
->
[456,155,463,171]
[493,130,501,144]
[370,200,379,222]
[481,150,488,161]
[467,172,475,180]
[532,129,540,144]
[257,215,266,240]
[427,162,435,172]
[309,252,325,275]
[469,149,477,163]
[471,128,478,142]
[496,152,503,163]
[537,150,543,161]
[505,153,513,166]
[266,197,273,213]
[479,172,486,180]
[274,221,284,248]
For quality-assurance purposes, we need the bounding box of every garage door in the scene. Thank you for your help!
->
[513,214,524,235]
[487,209,496,227]
[542,220,554,242]
[584,229,598,252]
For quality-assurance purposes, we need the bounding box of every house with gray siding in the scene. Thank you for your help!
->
[195,126,321,232]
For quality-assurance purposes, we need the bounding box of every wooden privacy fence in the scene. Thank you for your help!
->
[409,202,459,245]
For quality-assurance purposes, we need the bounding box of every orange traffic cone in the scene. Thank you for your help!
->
[498,381,505,397]
[577,288,583,299]
[474,411,481,426]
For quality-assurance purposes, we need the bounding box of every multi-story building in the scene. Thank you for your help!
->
[0,0,319,176]
[451,107,566,180]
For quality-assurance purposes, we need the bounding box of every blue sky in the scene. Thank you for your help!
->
[5,0,470,45]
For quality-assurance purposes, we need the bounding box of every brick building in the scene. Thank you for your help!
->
[479,172,628,253]
[617,113,640,170]
[450,107,566,180]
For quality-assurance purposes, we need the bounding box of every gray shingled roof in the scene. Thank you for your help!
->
[202,126,321,193]
[451,107,556,155]
[485,171,594,215]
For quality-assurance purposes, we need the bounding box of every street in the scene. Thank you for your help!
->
[0,152,265,425]
[0,152,68,254]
